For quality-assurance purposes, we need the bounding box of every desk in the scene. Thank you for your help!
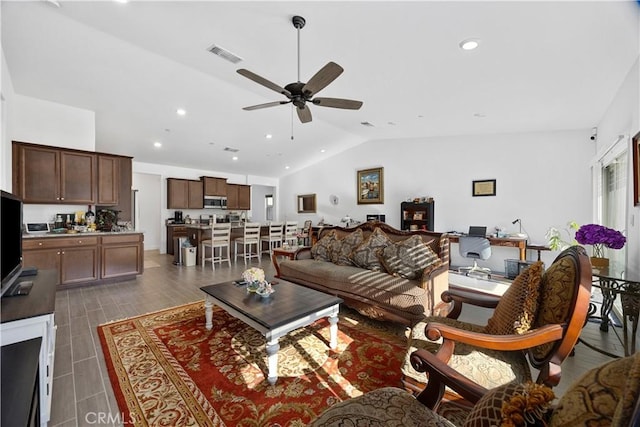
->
[447,234,528,261]
[591,264,640,357]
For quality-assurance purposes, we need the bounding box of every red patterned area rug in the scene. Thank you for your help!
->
[98,301,408,426]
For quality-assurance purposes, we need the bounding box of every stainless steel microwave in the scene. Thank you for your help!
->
[204,196,227,209]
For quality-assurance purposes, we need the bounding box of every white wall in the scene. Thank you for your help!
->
[133,172,161,251]
[1,48,16,191]
[280,130,594,272]
[250,185,276,224]
[2,85,97,224]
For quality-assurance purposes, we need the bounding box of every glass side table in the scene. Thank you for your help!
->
[591,263,640,356]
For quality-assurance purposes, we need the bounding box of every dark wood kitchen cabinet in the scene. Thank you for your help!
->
[22,236,99,286]
[226,184,250,210]
[202,176,227,196]
[167,178,203,209]
[101,234,144,279]
[22,233,143,288]
[166,225,188,255]
[13,142,96,204]
[97,155,119,205]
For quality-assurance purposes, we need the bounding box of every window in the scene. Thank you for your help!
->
[265,194,273,221]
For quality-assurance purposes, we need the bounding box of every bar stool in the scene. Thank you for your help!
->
[201,223,231,270]
[260,222,284,255]
[284,221,298,247]
[234,222,262,264]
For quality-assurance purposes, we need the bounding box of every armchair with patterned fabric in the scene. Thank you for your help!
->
[400,245,593,409]
[309,351,640,427]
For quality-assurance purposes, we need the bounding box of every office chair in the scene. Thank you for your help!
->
[458,236,491,277]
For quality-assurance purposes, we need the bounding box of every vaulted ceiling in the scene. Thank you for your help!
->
[2,1,638,177]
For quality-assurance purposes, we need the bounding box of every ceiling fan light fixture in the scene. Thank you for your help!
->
[459,38,480,51]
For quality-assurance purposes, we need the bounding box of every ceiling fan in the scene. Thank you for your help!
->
[237,15,363,124]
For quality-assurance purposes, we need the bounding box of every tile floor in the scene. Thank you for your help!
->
[49,250,623,426]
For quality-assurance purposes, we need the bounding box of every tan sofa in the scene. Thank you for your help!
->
[272,221,450,326]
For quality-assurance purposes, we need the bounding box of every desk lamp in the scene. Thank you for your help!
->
[511,218,528,238]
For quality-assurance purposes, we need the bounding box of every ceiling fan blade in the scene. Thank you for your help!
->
[237,69,292,97]
[242,101,290,111]
[302,62,343,96]
[296,105,312,123]
[312,97,363,110]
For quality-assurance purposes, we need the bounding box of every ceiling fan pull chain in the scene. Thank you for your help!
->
[291,105,295,140]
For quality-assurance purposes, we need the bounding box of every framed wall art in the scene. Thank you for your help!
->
[357,167,384,204]
[633,131,640,206]
[472,179,496,197]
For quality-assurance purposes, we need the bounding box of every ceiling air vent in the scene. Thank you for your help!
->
[207,44,243,64]
[360,121,375,127]
[224,147,240,153]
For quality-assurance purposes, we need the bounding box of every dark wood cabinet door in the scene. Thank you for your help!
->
[237,185,251,210]
[101,235,143,279]
[203,177,227,196]
[167,178,189,209]
[226,184,239,209]
[21,249,61,285]
[14,144,60,203]
[188,180,204,209]
[59,247,99,285]
[97,155,119,205]
[60,151,96,204]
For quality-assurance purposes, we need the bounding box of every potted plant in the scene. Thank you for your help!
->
[574,223,626,267]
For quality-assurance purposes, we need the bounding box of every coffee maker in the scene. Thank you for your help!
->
[174,211,184,224]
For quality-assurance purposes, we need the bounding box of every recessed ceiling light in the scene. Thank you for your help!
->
[285,166,290,170]
[265,134,273,139]
[176,108,186,116]
[320,149,326,153]
[153,142,162,148]
[459,38,480,51]
[114,0,129,3]
[232,156,238,161]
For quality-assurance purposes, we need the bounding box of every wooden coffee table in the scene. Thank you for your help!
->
[200,279,342,385]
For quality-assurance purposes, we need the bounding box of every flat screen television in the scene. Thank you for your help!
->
[1,190,23,297]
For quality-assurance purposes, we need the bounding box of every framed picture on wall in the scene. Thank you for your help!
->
[633,131,640,206]
[472,179,496,197]
[357,167,384,204]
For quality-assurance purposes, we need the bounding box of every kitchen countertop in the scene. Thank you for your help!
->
[23,230,143,239]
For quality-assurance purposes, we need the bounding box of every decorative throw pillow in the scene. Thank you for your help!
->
[379,235,440,280]
[549,352,640,427]
[462,382,555,427]
[485,261,544,335]
[350,228,393,271]
[329,229,364,266]
[311,230,337,261]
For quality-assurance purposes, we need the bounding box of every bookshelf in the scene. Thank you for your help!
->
[400,201,434,231]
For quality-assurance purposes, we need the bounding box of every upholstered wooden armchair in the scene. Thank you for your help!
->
[400,245,592,415]
[309,352,640,427]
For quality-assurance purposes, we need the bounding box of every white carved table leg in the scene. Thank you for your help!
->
[328,313,339,349]
[204,297,213,330]
[266,338,280,385]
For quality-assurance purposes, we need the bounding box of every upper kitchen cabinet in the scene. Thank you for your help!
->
[97,155,119,205]
[13,141,96,204]
[188,180,204,209]
[96,155,133,221]
[167,178,203,209]
[202,176,227,196]
[226,184,251,210]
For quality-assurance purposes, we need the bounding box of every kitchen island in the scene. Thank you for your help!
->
[22,231,144,288]
[185,224,269,265]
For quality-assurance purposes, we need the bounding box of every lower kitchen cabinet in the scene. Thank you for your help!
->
[101,234,144,279]
[22,236,99,286]
[22,233,143,288]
